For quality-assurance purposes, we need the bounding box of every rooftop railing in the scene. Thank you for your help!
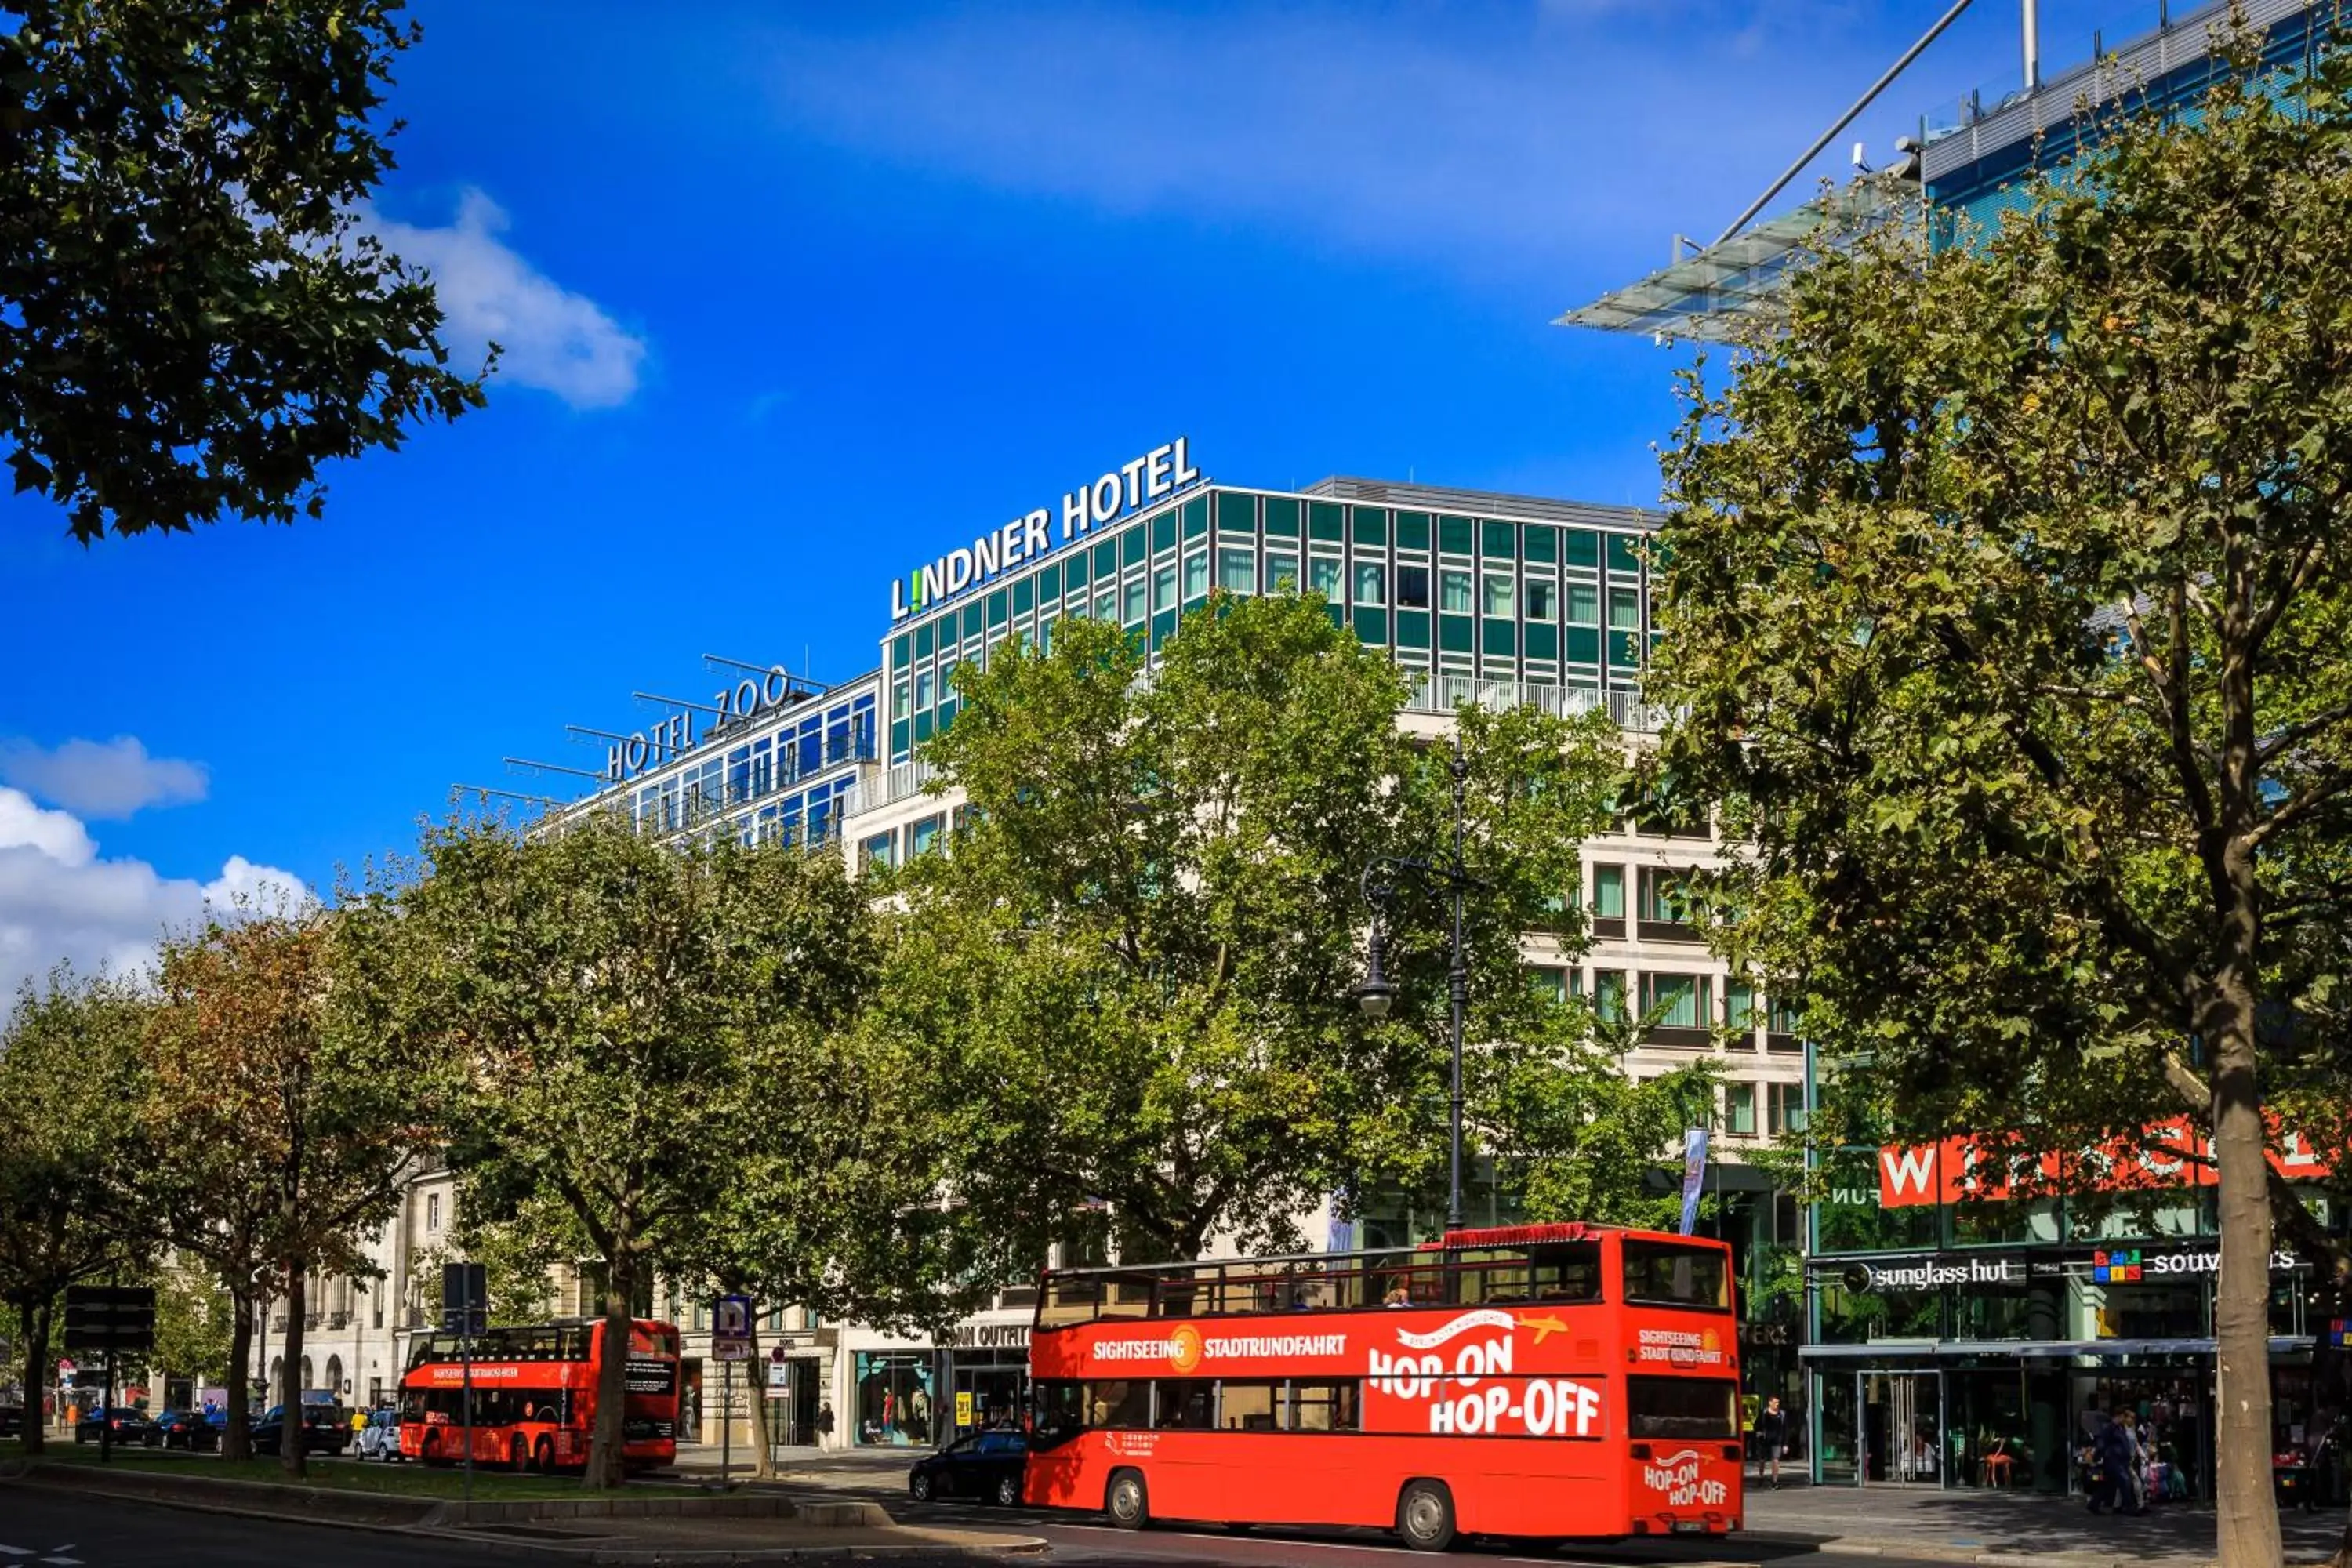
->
[1405,673,1670,733]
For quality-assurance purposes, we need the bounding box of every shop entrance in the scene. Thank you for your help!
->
[949,1360,1026,1439]
[1864,1370,1941,1483]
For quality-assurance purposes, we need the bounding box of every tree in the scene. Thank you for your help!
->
[877,593,1651,1270]
[347,815,879,1488]
[146,912,440,1477]
[146,1261,234,1391]
[0,0,488,541]
[1650,29,2352,1566]
[0,966,155,1454]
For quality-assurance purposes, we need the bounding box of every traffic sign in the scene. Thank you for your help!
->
[441,1261,488,1336]
[56,1359,74,1378]
[63,1286,155,1352]
[711,1293,753,1360]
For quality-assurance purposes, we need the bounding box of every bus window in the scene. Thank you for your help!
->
[1291,1380,1359,1432]
[1621,1240,1730,1308]
[1628,1376,1737,1439]
[1218,1381,1279,1431]
[1100,1272,1155,1320]
[1152,1381,1213,1430]
[1530,1242,1603,1302]
[1085,1380,1150,1429]
[1215,1268,1280,1315]
[1454,1250,1530,1305]
[1033,1380,1085,1448]
[1156,1266,1205,1319]
[1039,1276,1102,1328]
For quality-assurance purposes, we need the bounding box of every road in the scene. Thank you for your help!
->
[0,1487,517,1567]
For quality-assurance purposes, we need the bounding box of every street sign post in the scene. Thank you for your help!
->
[443,1262,488,1515]
[711,1294,753,1490]
[64,1286,155,1465]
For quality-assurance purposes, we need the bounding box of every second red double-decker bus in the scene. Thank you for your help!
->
[1025,1223,1741,1550]
[398,1317,681,1473]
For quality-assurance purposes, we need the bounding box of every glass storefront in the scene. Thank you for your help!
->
[947,1349,1027,1439]
[853,1351,935,1447]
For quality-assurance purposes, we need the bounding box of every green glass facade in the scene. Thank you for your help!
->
[883,485,1662,765]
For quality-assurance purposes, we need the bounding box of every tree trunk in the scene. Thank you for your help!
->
[2209,982,2282,1568]
[746,1311,775,1480]
[585,1246,634,1490]
[16,1298,51,1457]
[278,1264,307,1481]
[222,1287,253,1462]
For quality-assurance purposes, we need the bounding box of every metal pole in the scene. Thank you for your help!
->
[721,1358,732,1490]
[1714,0,1977,247]
[460,1319,474,1516]
[1446,735,1468,1232]
[2023,0,2041,88]
[100,1345,114,1465]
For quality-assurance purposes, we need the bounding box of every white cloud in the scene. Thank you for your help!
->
[366,189,648,411]
[0,786,310,1012]
[0,734,209,820]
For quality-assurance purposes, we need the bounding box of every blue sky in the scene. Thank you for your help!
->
[0,0,2146,997]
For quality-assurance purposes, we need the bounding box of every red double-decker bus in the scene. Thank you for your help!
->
[1025,1224,1741,1550]
[397,1318,681,1473]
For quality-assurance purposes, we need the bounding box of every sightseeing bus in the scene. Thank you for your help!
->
[397,1317,681,1473]
[1025,1223,1740,1550]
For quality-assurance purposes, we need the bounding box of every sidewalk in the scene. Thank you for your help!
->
[1743,1475,2349,1566]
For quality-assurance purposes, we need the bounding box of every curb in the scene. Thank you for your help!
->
[406,1530,1051,1564]
[1745,1528,2336,1568]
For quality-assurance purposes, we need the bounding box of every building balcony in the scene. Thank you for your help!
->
[327,1312,350,1331]
[1404,673,1669,734]
[1636,919,1703,944]
[851,759,938,816]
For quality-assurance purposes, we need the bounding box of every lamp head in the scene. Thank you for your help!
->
[1354,927,1396,1019]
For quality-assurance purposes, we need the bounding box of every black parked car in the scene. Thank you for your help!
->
[73,1406,151,1444]
[249,1403,350,1456]
[143,1409,214,1451]
[907,1430,1029,1506]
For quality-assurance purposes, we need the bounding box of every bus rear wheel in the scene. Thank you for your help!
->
[1396,1479,1456,1553]
[510,1435,528,1471]
[1105,1469,1149,1530]
[534,1437,555,1475]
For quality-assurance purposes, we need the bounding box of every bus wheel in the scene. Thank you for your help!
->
[1105,1469,1149,1530]
[1396,1479,1456,1552]
[534,1437,554,1475]
[510,1435,528,1471]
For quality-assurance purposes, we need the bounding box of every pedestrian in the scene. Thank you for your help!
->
[2116,1410,2148,1515]
[815,1402,836,1443]
[1382,1286,1410,1308]
[1755,1396,1789,1490]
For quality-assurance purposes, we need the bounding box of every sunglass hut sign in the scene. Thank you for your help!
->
[889,437,1201,622]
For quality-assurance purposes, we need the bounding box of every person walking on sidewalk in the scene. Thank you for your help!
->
[1755,1396,1789,1489]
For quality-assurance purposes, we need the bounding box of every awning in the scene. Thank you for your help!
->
[1554,176,1912,342]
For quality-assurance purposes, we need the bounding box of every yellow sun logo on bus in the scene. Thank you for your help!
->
[1169,1324,1204,1373]
[1700,1330,1721,1355]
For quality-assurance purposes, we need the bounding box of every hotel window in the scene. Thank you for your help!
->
[1725,978,1758,1031]
[426,1193,441,1232]
[1439,570,1473,614]
[1308,557,1341,601]
[1566,583,1599,626]
[1638,867,1690,924]
[1482,573,1514,618]
[1766,1082,1806,1134]
[1266,550,1300,592]
[1094,587,1116,621]
[1727,1083,1758,1137]
[1218,546,1255,595]
[914,670,934,711]
[1641,971,1711,1029]
[1609,587,1642,632]
[1122,575,1147,625]
[909,815,944,857]
[891,683,909,722]
[862,831,896,871]
[1153,562,1178,613]
[1525,579,1556,620]
[1591,863,1624,919]
[1396,564,1430,608]
[1529,965,1570,1003]
[1353,562,1385,606]
[1593,969,1628,1022]
[1183,551,1210,601]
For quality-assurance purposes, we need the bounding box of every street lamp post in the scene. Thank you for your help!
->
[1353,735,1480,1232]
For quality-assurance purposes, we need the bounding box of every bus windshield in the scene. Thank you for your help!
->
[1620,1239,1730,1309]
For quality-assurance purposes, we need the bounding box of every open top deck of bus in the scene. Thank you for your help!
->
[1035,1223,1733,1327]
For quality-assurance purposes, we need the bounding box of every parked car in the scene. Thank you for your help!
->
[249,1403,350,1456]
[354,1407,404,1462]
[73,1406,151,1444]
[143,1409,212,1450]
[906,1430,1028,1506]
